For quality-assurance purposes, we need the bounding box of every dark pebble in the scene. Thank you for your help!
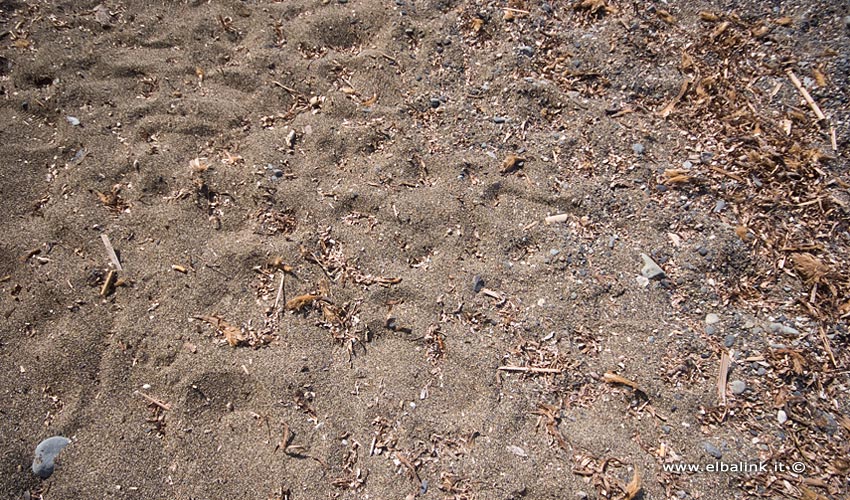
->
[656,184,668,192]
[429,98,441,108]
[724,334,736,347]
[702,442,722,459]
[697,247,709,256]
[32,436,71,479]
[517,45,535,57]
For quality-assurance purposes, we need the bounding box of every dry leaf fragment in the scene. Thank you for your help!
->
[735,225,752,242]
[791,253,829,284]
[773,16,793,26]
[680,51,694,71]
[501,154,525,174]
[361,94,377,107]
[752,24,771,37]
[799,485,829,500]
[285,293,321,312]
[812,67,827,87]
[656,9,676,24]
[471,17,484,33]
[625,469,641,500]
[573,0,617,16]
[195,315,246,347]
[189,157,209,172]
[699,11,720,22]
[658,78,691,118]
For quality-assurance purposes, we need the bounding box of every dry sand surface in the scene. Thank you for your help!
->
[2,0,849,498]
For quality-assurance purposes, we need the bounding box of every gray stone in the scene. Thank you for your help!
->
[705,313,721,325]
[632,143,645,154]
[816,411,838,434]
[640,253,665,280]
[768,322,799,336]
[472,275,485,293]
[65,116,80,126]
[32,436,71,479]
[713,200,727,213]
[492,116,507,124]
[702,442,722,459]
[682,160,693,169]
[429,97,441,108]
[756,367,767,376]
[724,334,736,348]
[661,425,672,434]
[730,380,747,395]
[700,151,714,164]
[517,45,535,57]
[549,248,560,256]
[777,410,788,424]
[704,325,717,336]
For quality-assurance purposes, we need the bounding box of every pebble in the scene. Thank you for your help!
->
[724,334,736,347]
[705,313,721,325]
[492,116,507,124]
[756,367,766,376]
[65,116,80,126]
[700,151,714,164]
[682,160,693,169]
[517,45,535,57]
[661,425,671,434]
[32,436,71,479]
[777,410,788,424]
[816,411,838,434]
[702,442,722,459]
[549,249,560,257]
[655,184,668,192]
[472,275,485,293]
[635,275,650,288]
[697,246,709,256]
[768,322,799,336]
[730,380,747,395]
[272,169,284,179]
[713,200,727,213]
[639,253,665,280]
[429,97,441,108]
[507,445,528,457]
[704,324,717,336]
[632,143,645,154]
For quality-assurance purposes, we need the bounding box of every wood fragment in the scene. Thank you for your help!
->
[498,366,562,374]
[786,70,826,121]
[274,272,285,313]
[100,269,117,296]
[718,352,731,406]
[544,213,569,224]
[698,11,720,22]
[602,372,641,391]
[101,234,123,271]
[194,314,246,347]
[171,264,188,273]
[136,390,172,411]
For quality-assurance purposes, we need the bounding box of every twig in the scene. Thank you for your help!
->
[786,70,826,121]
[829,126,837,152]
[101,234,123,271]
[818,325,837,368]
[135,390,172,411]
[271,80,298,95]
[273,272,285,315]
[498,366,562,374]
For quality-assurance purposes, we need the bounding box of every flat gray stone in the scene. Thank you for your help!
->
[730,380,747,395]
[768,322,799,336]
[640,253,665,280]
[777,410,788,424]
[702,441,722,459]
[705,313,721,325]
[32,436,71,479]
[724,334,736,348]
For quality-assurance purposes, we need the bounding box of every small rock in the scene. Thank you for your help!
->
[632,143,645,154]
[517,45,535,57]
[816,411,838,434]
[697,246,709,256]
[549,249,560,257]
[700,151,714,164]
[661,425,672,434]
[756,367,767,376]
[492,116,507,124]
[576,491,589,500]
[777,410,788,424]
[713,200,727,213]
[702,442,722,459]
[730,380,747,395]
[724,334,736,348]
[32,436,71,479]
[429,97,441,108]
[682,160,693,169]
[507,445,528,457]
[768,322,799,336]
[635,275,650,288]
[640,253,665,280]
[272,169,284,179]
[472,275,485,293]
[655,184,668,192]
[65,116,80,126]
[705,313,721,325]
[704,325,717,336]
